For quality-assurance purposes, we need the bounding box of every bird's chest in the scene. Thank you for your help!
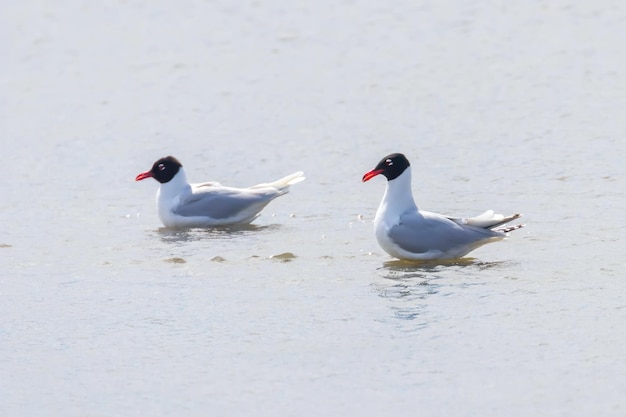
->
[156,188,181,209]
[373,198,403,230]
[156,189,184,224]
[374,204,400,246]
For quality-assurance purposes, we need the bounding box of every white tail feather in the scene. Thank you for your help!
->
[251,171,305,191]
[465,211,522,229]
[449,211,524,231]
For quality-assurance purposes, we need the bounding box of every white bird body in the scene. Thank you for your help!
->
[364,154,523,261]
[137,156,304,228]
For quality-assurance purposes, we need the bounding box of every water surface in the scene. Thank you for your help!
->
[2,1,625,416]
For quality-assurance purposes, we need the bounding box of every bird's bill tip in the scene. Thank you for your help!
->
[362,168,384,182]
[135,171,153,181]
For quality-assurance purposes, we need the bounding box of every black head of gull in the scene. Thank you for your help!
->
[135,156,183,183]
[362,153,411,182]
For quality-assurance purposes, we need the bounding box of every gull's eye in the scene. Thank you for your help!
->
[385,159,393,166]
[158,164,166,171]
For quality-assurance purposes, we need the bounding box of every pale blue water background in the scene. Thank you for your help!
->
[2,1,625,416]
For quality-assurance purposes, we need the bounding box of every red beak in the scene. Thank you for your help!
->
[135,171,153,181]
[362,168,384,182]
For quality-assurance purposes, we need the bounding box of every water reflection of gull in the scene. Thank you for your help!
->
[373,265,441,325]
[382,258,506,273]
[373,258,507,327]
[155,224,280,244]
[383,257,484,270]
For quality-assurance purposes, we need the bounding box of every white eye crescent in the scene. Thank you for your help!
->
[158,164,166,171]
[386,159,393,166]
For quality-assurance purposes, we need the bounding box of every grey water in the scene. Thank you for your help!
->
[2,1,625,416]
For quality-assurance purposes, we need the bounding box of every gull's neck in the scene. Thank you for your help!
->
[158,167,191,199]
[377,167,418,219]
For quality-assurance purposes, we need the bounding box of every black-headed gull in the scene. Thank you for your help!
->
[362,153,523,260]
[136,156,305,228]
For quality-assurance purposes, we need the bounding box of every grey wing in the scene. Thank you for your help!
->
[388,211,501,254]
[175,187,279,219]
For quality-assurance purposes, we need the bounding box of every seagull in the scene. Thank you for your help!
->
[136,156,305,228]
[362,153,523,260]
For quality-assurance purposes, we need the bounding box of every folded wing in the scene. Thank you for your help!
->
[388,210,505,255]
[175,186,281,220]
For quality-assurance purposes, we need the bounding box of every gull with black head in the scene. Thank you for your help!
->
[136,156,305,228]
[362,153,523,261]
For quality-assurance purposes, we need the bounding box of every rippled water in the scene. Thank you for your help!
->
[2,1,626,416]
